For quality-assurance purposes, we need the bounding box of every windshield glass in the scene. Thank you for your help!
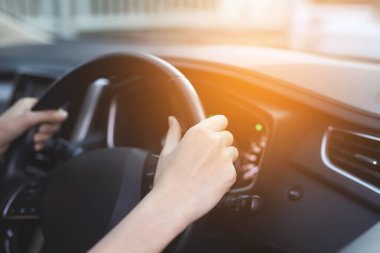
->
[1,0,380,62]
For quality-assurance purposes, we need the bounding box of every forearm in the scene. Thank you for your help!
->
[89,188,190,253]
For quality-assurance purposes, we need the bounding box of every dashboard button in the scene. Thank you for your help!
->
[244,153,258,163]
[223,195,238,208]
[287,186,303,201]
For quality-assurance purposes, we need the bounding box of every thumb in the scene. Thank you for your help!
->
[161,116,181,156]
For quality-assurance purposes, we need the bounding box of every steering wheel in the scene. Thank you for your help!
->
[0,53,205,253]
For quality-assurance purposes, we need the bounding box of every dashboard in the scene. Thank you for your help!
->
[1,41,380,253]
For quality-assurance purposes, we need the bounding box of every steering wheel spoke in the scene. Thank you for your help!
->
[141,153,159,197]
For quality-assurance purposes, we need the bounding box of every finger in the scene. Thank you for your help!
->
[15,98,38,111]
[34,133,51,143]
[39,124,59,134]
[197,115,228,132]
[161,116,182,156]
[24,109,68,129]
[34,143,44,152]
[225,146,239,162]
[218,130,234,147]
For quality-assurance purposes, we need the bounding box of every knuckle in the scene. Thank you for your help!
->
[224,146,239,161]
[18,98,36,106]
[23,112,35,125]
[225,131,234,143]
[188,125,200,135]
[231,146,239,156]
[190,125,208,138]
[209,133,222,146]
[45,111,56,118]
[18,98,30,103]
[209,132,219,141]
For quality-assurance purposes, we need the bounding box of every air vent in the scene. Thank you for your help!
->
[323,127,380,192]
[0,73,15,112]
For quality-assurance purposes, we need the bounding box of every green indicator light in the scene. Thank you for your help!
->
[255,123,264,132]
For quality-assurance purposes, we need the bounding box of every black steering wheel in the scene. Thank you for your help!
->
[1,53,205,253]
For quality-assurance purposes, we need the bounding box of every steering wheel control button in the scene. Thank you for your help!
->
[142,153,159,196]
[2,180,46,220]
[250,195,262,212]
[19,207,26,215]
[235,195,255,214]
[287,186,303,201]
[235,197,249,212]
[221,194,262,216]
[223,195,238,208]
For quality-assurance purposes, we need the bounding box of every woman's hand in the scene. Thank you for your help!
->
[0,98,68,154]
[154,115,238,223]
[90,115,238,253]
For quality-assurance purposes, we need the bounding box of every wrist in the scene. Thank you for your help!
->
[145,187,193,230]
[90,188,192,253]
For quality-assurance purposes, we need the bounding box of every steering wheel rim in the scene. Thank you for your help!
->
[1,52,206,252]
[3,53,205,178]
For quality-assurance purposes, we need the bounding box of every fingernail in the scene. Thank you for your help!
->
[58,109,68,118]
[168,116,174,126]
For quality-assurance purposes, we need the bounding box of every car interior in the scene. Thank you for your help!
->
[1,1,380,253]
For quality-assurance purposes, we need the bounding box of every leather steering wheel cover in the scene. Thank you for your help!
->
[32,53,205,128]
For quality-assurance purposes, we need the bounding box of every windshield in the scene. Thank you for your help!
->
[1,0,380,62]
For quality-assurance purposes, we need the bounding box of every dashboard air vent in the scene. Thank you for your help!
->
[324,127,380,191]
[0,73,15,112]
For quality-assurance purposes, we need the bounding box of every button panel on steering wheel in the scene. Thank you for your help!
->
[2,180,46,220]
